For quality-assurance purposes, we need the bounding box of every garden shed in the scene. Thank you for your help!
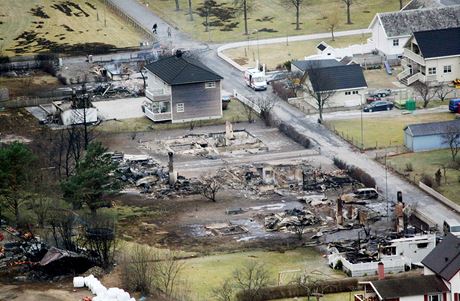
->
[404,119,460,152]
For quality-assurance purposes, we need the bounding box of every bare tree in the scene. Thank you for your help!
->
[297,275,322,301]
[413,81,437,108]
[435,83,454,102]
[174,0,180,11]
[199,173,224,202]
[280,0,306,30]
[188,0,194,21]
[212,278,235,301]
[121,244,156,295]
[302,63,337,122]
[292,221,307,240]
[443,126,460,162]
[233,261,271,300]
[234,0,254,35]
[255,95,276,125]
[29,196,54,228]
[342,0,353,24]
[154,250,186,297]
[243,103,256,123]
[324,9,340,41]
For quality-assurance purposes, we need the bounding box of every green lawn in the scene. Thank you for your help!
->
[386,149,460,203]
[180,248,344,300]
[272,291,362,301]
[96,98,257,133]
[326,112,456,150]
[142,0,399,42]
[0,0,144,56]
[223,34,370,70]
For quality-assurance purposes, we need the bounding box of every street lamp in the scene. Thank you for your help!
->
[360,93,364,151]
[253,29,260,64]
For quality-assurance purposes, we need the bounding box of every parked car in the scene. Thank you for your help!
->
[366,96,382,103]
[443,219,460,237]
[368,89,392,98]
[267,72,288,84]
[363,100,394,112]
[353,188,379,199]
[222,95,231,110]
[449,98,460,112]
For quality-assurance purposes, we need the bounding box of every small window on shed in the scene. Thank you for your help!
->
[417,242,429,249]
[393,39,399,46]
[176,103,184,113]
[205,82,216,89]
[345,91,351,95]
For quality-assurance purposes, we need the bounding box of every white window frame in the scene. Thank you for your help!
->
[393,39,399,46]
[444,65,452,73]
[205,81,216,89]
[428,67,436,75]
[176,103,184,113]
[428,294,441,301]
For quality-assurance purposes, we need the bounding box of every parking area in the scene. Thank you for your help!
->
[92,97,146,120]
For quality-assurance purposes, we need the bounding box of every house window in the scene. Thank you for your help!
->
[176,103,184,113]
[444,65,452,73]
[352,91,359,95]
[428,67,436,75]
[345,91,351,95]
[428,294,441,301]
[205,81,216,89]
[393,39,399,46]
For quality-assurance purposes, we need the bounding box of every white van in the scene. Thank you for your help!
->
[443,219,460,236]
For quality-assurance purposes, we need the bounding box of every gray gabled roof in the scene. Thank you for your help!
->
[291,59,342,72]
[414,27,460,58]
[403,0,460,10]
[404,120,460,137]
[308,64,367,92]
[422,233,460,280]
[370,275,449,299]
[377,6,460,37]
[145,54,223,85]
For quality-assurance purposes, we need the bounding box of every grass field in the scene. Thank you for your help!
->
[386,149,460,203]
[223,34,370,70]
[96,98,256,132]
[143,0,399,42]
[179,248,344,300]
[0,0,144,56]
[326,112,456,150]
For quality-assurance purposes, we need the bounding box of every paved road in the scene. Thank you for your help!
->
[109,0,459,227]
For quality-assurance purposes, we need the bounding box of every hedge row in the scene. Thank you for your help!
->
[333,157,376,188]
[278,122,311,148]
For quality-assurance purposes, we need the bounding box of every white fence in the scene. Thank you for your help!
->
[233,89,261,114]
[419,182,460,213]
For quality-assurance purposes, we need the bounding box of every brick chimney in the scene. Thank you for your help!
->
[378,262,385,280]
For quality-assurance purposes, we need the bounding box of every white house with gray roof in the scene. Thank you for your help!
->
[368,6,460,59]
[404,119,460,152]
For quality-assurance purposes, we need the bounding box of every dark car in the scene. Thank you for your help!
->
[363,100,394,112]
[222,95,231,110]
[266,72,288,84]
[368,89,391,98]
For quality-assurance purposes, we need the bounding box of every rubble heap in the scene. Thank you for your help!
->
[113,153,195,196]
[264,208,320,232]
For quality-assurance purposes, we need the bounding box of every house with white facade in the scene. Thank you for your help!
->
[397,27,460,86]
[355,234,460,301]
[142,51,223,123]
[292,59,368,108]
[368,6,460,60]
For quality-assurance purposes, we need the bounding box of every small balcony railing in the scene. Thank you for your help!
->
[403,48,426,66]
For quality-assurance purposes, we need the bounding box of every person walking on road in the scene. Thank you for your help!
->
[152,23,157,34]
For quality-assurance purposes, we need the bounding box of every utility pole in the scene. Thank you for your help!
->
[385,153,389,221]
[360,94,364,151]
